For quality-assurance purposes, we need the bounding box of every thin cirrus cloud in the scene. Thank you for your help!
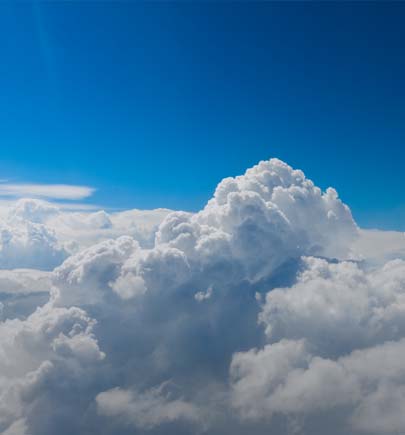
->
[0,182,95,200]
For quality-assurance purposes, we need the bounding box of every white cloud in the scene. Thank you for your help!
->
[351,228,405,263]
[47,158,361,433]
[0,297,104,434]
[0,216,67,270]
[231,337,405,434]
[194,286,213,302]
[0,158,402,435]
[0,198,171,271]
[0,183,95,200]
[230,256,405,433]
[0,269,51,295]
[96,383,201,429]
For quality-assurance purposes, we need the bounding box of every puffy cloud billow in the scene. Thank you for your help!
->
[0,158,404,435]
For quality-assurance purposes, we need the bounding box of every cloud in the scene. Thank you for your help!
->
[0,269,51,296]
[230,257,405,434]
[0,183,95,200]
[96,383,201,430]
[47,158,360,433]
[0,297,104,434]
[47,207,171,251]
[1,419,29,435]
[0,268,51,321]
[0,157,402,435]
[0,216,67,270]
[351,228,405,263]
[0,198,171,271]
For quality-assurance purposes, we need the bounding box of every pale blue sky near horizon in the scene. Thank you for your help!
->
[0,2,404,230]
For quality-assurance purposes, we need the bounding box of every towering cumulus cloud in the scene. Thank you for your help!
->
[0,158,404,435]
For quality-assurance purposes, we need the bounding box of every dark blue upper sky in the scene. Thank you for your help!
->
[0,2,404,229]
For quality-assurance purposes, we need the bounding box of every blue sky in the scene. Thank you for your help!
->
[0,2,404,229]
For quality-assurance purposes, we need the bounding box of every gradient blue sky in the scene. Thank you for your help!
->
[0,2,404,230]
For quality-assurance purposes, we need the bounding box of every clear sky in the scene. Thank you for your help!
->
[0,2,404,230]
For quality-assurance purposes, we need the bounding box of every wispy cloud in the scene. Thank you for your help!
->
[0,183,95,200]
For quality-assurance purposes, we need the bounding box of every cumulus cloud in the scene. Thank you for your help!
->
[230,257,405,434]
[0,268,51,321]
[0,198,171,271]
[0,158,403,435]
[152,159,357,285]
[0,216,67,270]
[0,269,51,296]
[352,228,405,263]
[96,382,201,430]
[16,199,170,250]
[0,296,104,434]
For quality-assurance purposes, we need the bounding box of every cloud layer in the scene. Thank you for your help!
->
[0,158,403,435]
